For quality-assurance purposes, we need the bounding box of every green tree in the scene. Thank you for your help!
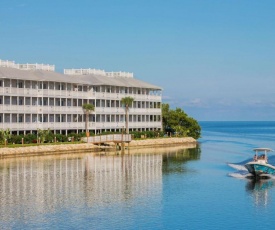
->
[121,96,134,134]
[162,103,170,131]
[161,105,201,139]
[82,103,95,134]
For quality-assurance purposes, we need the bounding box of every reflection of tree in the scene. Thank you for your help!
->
[246,179,274,207]
[162,147,201,174]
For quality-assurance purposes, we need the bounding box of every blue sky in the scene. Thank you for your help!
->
[1,0,275,121]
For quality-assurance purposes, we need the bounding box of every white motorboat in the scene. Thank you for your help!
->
[245,148,275,178]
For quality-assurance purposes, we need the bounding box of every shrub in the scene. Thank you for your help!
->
[10,134,24,144]
[24,133,37,144]
[55,134,66,142]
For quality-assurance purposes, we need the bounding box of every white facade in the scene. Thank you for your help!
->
[0,59,162,135]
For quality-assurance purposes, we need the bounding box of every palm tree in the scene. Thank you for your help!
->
[121,96,134,134]
[0,128,11,145]
[82,103,95,135]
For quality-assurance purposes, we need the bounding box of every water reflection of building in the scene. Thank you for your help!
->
[0,153,163,221]
[246,179,274,207]
[84,154,163,203]
[0,147,198,222]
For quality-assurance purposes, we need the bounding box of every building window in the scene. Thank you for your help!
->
[18,82,23,88]
[32,82,37,89]
[39,83,47,89]
[0,80,2,87]
[19,99,23,105]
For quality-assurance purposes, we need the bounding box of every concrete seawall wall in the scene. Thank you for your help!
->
[128,137,196,148]
[0,137,197,158]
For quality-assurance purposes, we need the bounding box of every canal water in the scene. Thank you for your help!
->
[1,121,275,229]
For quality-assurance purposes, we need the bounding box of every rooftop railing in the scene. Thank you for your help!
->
[106,71,133,78]
[0,59,55,71]
[64,68,106,76]
[0,60,16,68]
[18,63,55,71]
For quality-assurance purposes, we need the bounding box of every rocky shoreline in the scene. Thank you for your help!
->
[0,137,197,158]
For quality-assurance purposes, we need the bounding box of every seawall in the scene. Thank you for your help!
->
[0,137,197,158]
[128,137,196,148]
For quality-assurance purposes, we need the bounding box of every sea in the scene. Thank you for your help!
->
[1,121,275,229]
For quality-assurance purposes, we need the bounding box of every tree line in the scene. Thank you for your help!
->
[162,103,201,139]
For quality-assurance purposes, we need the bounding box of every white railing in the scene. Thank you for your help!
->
[0,121,162,131]
[89,122,122,129]
[64,68,106,76]
[89,122,161,129]
[64,69,134,79]
[106,71,133,78]
[18,63,55,71]
[1,104,161,115]
[0,59,55,71]
[0,122,85,131]
[95,107,124,114]
[0,86,162,102]
[0,60,16,68]
[85,134,132,143]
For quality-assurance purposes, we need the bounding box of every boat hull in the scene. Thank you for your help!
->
[245,162,275,177]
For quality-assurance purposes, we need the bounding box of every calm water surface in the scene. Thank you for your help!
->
[1,121,275,229]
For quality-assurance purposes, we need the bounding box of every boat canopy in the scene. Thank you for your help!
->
[253,148,273,152]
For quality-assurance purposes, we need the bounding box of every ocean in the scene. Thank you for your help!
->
[1,121,275,229]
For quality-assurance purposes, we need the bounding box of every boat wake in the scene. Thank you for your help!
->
[227,159,250,178]
[228,163,247,171]
[228,171,250,179]
[228,162,251,179]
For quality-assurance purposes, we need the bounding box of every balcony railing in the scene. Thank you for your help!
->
[0,121,162,131]
[0,87,162,101]
[1,105,161,115]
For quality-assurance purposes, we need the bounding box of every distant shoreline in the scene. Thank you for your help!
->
[0,137,197,158]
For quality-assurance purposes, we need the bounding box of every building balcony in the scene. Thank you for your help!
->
[1,105,161,115]
[1,105,84,114]
[0,121,162,131]
[0,87,162,102]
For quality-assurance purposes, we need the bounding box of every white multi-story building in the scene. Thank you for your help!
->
[0,59,162,135]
